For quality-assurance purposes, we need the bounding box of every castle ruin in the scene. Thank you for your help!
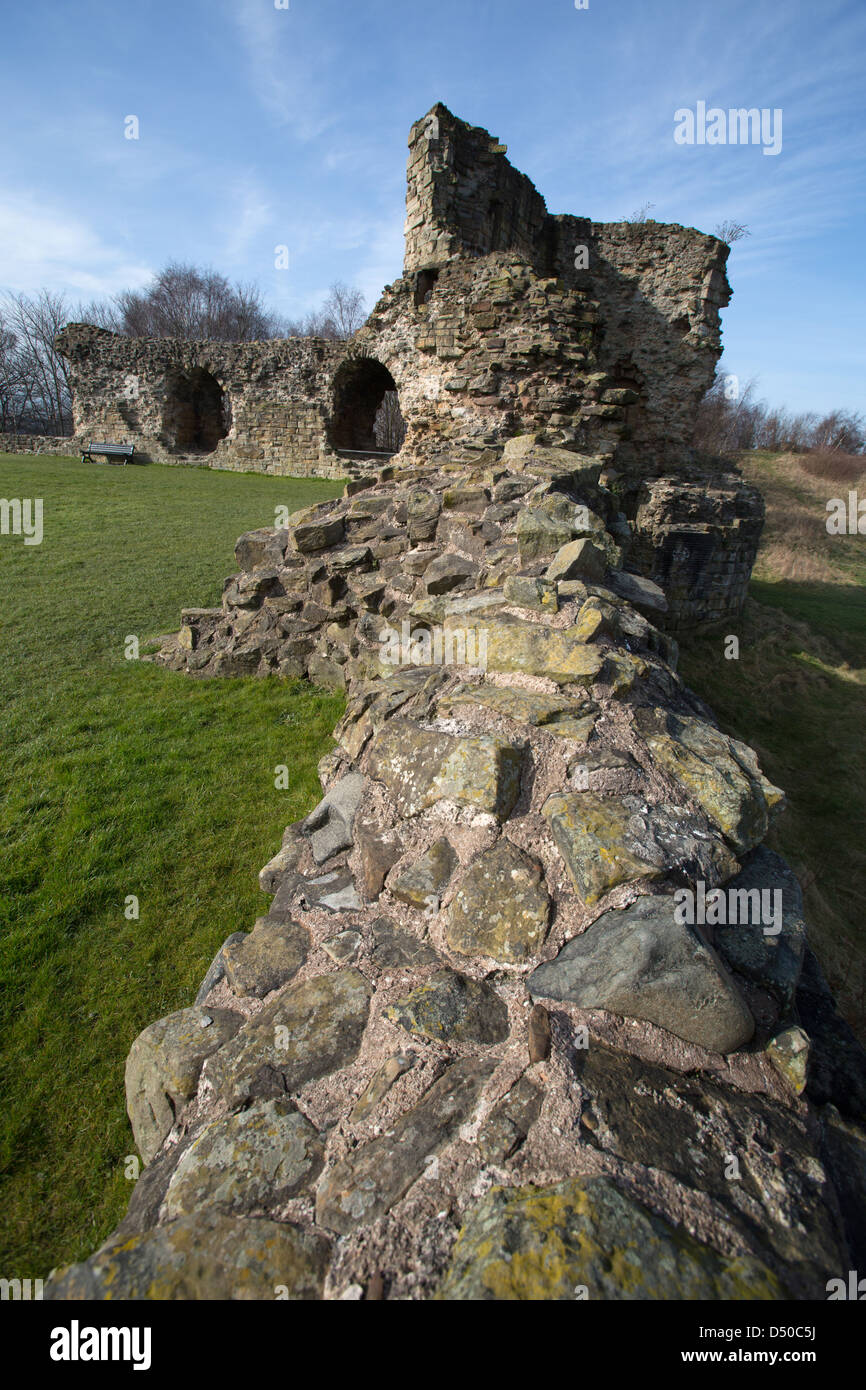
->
[44,108,866,1304]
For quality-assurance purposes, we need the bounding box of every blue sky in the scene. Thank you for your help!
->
[2,0,863,414]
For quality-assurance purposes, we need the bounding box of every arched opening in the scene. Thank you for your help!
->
[330,357,406,457]
[162,368,229,453]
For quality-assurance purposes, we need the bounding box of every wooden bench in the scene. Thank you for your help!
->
[81,441,136,465]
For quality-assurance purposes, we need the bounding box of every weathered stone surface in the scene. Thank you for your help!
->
[195,932,246,1005]
[447,839,550,963]
[477,1076,543,1163]
[545,537,607,582]
[543,791,739,905]
[258,828,304,892]
[424,552,478,595]
[389,838,458,910]
[503,574,558,612]
[322,929,362,964]
[299,772,366,865]
[222,918,308,998]
[234,528,288,571]
[714,846,806,1011]
[440,682,596,730]
[766,1025,810,1094]
[163,1098,323,1217]
[543,792,662,904]
[315,1057,494,1234]
[356,822,402,900]
[295,867,363,914]
[366,717,523,820]
[483,619,606,686]
[350,1050,416,1124]
[528,1003,551,1063]
[607,569,668,614]
[385,969,509,1045]
[529,895,754,1053]
[437,1177,787,1301]
[516,507,573,560]
[45,1211,330,1301]
[407,490,441,542]
[370,917,440,970]
[571,1040,842,1294]
[125,1007,243,1164]
[207,969,371,1108]
[636,708,785,854]
[292,516,345,553]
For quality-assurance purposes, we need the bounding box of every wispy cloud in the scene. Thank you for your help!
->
[228,0,340,139]
[0,191,152,297]
[221,177,273,264]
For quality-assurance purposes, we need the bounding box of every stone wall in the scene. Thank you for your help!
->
[0,433,76,456]
[47,443,866,1302]
[55,326,350,478]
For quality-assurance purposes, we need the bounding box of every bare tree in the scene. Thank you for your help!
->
[283,283,367,342]
[623,202,656,224]
[374,391,406,452]
[809,410,865,454]
[115,262,284,341]
[284,307,341,340]
[322,282,366,339]
[0,290,73,433]
[714,220,751,244]
[695,366,865,457]
[74,296,122,332]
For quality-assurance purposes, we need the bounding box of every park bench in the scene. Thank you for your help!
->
[81,441,136,465]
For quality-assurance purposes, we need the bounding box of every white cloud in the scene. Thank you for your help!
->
[0,191,152,298]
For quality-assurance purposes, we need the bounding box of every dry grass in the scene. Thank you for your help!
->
[738,451,864,587]
[800,449,866,485]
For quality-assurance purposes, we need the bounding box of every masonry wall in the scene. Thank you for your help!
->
[0,433,76,456]
[55,326,350,477]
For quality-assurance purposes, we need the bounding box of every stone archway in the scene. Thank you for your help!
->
[162,367,229,453]
[329,356,406,456]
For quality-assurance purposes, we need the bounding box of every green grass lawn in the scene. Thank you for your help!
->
[0,454,344,1279]
[677,450,866,1042]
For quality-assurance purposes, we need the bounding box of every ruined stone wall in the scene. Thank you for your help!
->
[0,433,76,456]
[55,325,350,478]
[400,106,731,473]
[551,217,730,474]
[47,443,866,1302]
[403,106,550,273]
[56,104,732,484]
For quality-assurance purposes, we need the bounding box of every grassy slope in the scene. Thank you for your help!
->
[677,451,866,1040]
[0,455,344,1277]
